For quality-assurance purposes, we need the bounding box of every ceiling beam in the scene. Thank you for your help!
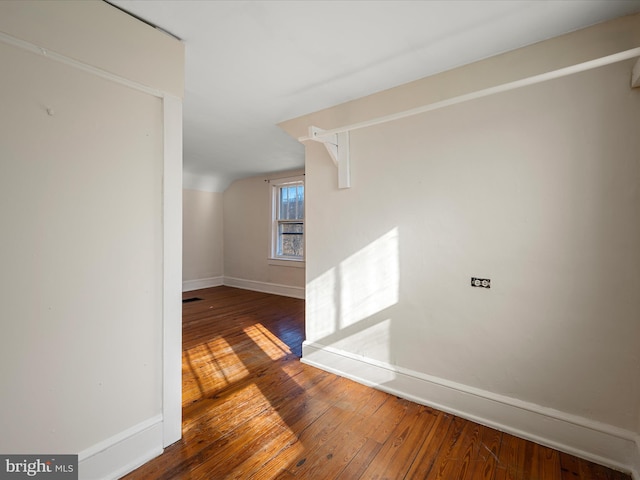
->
[301,47,640,191]
[299,47,640,142]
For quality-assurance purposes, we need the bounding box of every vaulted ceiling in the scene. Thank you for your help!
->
[110,0,640,191]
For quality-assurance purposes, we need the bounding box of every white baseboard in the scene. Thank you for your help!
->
[632,436,640,480]
[182,275,305,299]
[78,415,163,480]
[182,276,223,292]
[223,276,305,299]
[302,341,637,478]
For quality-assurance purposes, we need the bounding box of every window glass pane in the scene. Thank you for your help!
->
[278,184,304,221]
[287,186,294,218]
[286,186,295,219]
[297,185,303,219]
[298,185,303,218]
[288,187,295,219]
[279,187,288,220]
[278,222,303,257]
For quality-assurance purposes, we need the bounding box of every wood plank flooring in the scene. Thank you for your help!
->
[123,286,630,480]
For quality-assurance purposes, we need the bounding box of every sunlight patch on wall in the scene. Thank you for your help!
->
[307,228,400,343]
[339,228,399,328]
[307,267,337,340]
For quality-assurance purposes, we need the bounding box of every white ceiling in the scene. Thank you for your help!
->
[110,0,640,192]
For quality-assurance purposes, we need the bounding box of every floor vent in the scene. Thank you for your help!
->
[182,297,203,303]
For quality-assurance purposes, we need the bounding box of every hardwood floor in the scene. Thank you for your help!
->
[123,286,630,480]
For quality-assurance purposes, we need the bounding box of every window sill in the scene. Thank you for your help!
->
[268,258,305,268]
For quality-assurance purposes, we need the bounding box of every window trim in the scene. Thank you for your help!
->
[269,176,305,263]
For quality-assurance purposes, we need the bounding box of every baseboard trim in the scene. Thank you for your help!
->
[223,276,305,299]
[78,415,163,480]
[182,276,305,298]
[632,436,640,480]
[182,276,224,292]
[302,341,637,477]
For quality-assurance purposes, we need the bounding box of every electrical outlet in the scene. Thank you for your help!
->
[471,277,490,288]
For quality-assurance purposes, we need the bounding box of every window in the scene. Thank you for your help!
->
[271,178,304,261]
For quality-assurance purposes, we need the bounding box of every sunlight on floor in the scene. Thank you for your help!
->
[183,337,250,399]
[226,399,304,478]
[180,381,305,478]
[244,323,291,360]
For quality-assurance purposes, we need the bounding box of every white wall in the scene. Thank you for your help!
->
[223,171,305,298]
[281,13,640,477]
[0,1,183,478]
[183,189,224,291]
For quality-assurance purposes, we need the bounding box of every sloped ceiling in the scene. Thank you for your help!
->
[110,0,640,191]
